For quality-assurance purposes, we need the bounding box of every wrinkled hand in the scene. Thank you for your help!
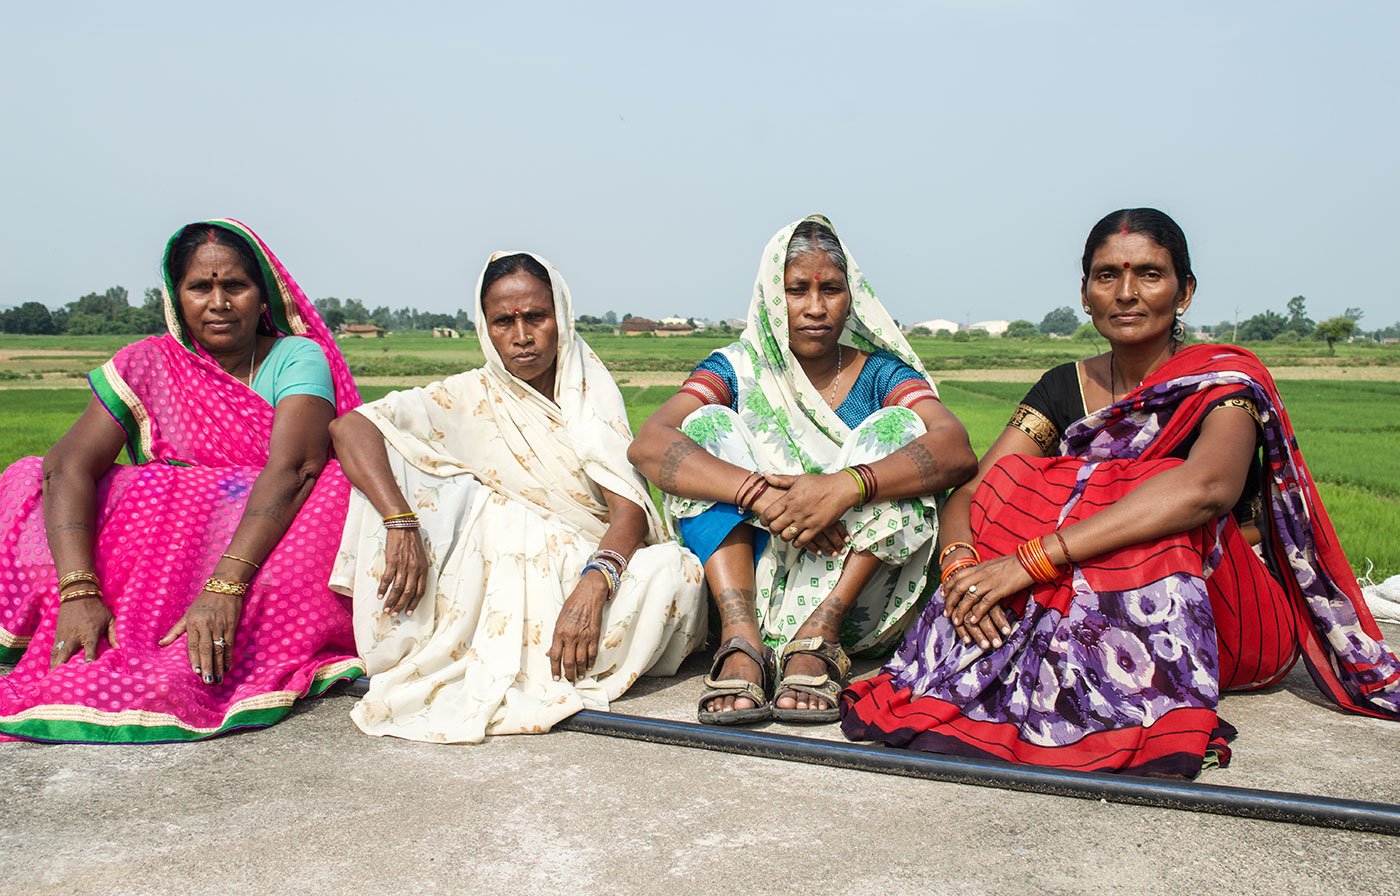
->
[159,591,243,684]
[50,595,117,669]
[547,573,608,682]
[942,555,1031,650]
[757,473,854,555]
[379,528,431,617]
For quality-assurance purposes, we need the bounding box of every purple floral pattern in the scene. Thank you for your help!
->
[882,347,1400,756]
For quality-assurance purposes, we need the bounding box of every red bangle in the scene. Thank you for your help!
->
[735,472,761,509]
[940,557,978,586]
[743,480,770,513]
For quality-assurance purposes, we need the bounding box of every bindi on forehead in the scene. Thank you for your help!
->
[1123,261,1131,269]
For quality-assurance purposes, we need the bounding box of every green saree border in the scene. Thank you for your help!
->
[0,661,364,744]
[87,364,146,464]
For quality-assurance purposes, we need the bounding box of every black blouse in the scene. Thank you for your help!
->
[1008,361,1265,526]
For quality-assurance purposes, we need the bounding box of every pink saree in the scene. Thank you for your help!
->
[0,219,364,742]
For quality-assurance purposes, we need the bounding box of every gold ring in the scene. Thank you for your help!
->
[783,525,799,539]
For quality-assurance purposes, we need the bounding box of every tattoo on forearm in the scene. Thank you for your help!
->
[900,442,942,491]
[49,522,92,534]
[713,586,757,629]
[657,439,701,493]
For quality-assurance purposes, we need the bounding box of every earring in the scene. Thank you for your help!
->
[1082,306,1091,314]
[1175,308,1184,317]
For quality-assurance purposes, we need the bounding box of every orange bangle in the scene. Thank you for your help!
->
[940,557,978,586]
[1030,537,1060,581]
[1016,538,1061,584]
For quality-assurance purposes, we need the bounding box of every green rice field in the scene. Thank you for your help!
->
[2,334,1397,578]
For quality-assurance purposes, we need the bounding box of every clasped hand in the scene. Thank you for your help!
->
[941,554,1033,650]
[755,472,854,555]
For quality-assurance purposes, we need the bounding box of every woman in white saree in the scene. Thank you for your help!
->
[329,252,706,743]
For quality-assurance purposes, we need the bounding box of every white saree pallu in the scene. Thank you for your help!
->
[330,252,705,743]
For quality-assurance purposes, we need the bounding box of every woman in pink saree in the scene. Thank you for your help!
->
[0,219,363,742]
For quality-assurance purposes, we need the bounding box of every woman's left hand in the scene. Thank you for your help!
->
[759,473,856,554]
[941,555,1030,650]
[159,592,243,685]
[547,574,609,683]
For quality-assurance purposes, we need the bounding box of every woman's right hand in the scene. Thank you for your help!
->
[752,479,850,556]
[380,528,430,616]
[50,596,117,669]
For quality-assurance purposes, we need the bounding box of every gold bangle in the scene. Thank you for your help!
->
[203,577,250,597]
[58,570,99,590]
[220,553,260,570]
[59,587,103,603]
[382,511,418,522]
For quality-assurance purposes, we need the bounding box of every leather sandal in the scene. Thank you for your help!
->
[697,636,776,726]
[771,636,851,723]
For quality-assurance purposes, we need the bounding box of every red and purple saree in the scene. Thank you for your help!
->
[0,219,364,742]
[841,345,1400,776]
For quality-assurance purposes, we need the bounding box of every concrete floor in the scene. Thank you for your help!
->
[4,627,1399,896]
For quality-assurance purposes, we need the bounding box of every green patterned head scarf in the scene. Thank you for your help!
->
[740,215,929,442]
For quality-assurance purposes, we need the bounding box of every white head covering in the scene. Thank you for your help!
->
[354,252,665,542]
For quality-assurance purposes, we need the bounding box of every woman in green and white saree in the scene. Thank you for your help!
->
[630,216,977,724]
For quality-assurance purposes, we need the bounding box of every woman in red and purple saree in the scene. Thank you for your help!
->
[841,209,1400,776]
[0,219,364,743]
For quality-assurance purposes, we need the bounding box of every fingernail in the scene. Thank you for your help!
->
[405,611,412,617]
[194,665,202,674]
[553,675,561,681]
[979,640,988,648]
[968,615,978,623]
[1002,626,1011,635]
[204,674,212,684]
[993,638,1002,648]
[215,675,223,684]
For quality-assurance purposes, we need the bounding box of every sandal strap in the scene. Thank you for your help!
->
[778,636,851,680]
[777,677,842,705]
[707,636,775,690]
[699,677,768,709]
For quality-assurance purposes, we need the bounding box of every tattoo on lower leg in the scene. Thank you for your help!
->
[658,439,701,493]
[802,598,846,635]
[900,441,941,491]
[713,586,756,628]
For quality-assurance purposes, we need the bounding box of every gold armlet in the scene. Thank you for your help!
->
[1008,404,1059,454]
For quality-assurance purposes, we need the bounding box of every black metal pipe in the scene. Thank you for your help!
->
[338,679,1400,834]
[555,709,1400,835]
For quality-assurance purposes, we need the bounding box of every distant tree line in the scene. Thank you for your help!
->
[311,297,473,333]
[0,287,165,336]
[0,287,476,335]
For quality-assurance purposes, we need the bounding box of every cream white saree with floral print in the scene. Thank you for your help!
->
[331,253,705,743]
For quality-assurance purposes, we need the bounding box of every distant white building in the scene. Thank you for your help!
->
[907,318,959,334]
[969,320,1011,337]
[659,316,691,326]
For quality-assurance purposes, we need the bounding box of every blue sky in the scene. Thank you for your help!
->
[1,1,1395,329]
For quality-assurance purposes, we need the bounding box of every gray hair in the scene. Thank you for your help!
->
[785,220,848,279]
